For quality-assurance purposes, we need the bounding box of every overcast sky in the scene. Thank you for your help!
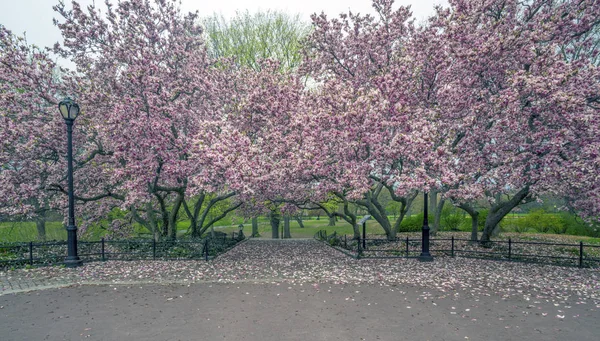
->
[1,0,447,50]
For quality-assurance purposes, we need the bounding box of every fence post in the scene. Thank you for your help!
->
[29,241,33,265]
[451,236,455,258]
[101,238,105,261]
[579,241,583,268]
[508,238,512,260]
[152,239,156,260]
[405,236,409,258]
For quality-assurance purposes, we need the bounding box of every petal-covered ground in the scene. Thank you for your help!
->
[2,239,598,305]
[1,239,600,340]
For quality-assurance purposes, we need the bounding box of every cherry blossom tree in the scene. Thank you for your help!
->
[300,0,445,240]
[428,0,600,242]
[52,0,241,240]
[211,58,312,238]
[0,26,66,240]
[0,26,113,240]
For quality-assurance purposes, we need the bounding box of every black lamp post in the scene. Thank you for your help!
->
[59,97,82,268]
[419,191,433,262]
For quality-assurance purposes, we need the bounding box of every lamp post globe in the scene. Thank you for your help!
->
[59,97,82,267]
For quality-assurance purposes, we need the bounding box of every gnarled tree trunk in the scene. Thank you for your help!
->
[35,217,46,241]
[252,216,259,237]
[429,190,438,215]
[328,215,336,226]
[283,215,291,238]
[270,209,280,239]
[295,215,304,228]
[458,202,479,242]
[431,198,445,236]
[480,187,530,243]
[167,192,184,241]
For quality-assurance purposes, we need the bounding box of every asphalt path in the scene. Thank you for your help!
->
[1,281,598,341]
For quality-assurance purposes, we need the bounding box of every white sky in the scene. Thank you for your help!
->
[0,0,447,50]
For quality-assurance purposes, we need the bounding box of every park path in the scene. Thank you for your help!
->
[1,238,599,306]
[2,241,599,341]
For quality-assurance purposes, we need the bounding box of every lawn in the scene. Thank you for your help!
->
[0,217,383,242]
[2,214,599,244]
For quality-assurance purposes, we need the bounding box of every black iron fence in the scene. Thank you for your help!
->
[314,230,600,268]
[0,232,244,267]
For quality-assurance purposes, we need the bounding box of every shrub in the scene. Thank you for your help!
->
[329,237,340,247]
[512,220,530,233]
[458,219,472,232]
[499,214,528,233]
[560,212,600,237]
[441,206,465,231]
[398,213,433,232]
[477,210,488,232]
[521,209,564,234]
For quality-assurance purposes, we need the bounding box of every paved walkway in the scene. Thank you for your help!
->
[0,275,75,294]
[1,239,600,340]
[1,281,599,340]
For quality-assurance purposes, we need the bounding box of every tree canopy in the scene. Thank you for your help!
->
[1,0,599,242]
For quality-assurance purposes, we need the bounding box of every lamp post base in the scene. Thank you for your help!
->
[64,257,83,268]
[418,253,434,262]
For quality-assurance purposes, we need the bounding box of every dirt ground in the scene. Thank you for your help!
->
[1,281,598,341]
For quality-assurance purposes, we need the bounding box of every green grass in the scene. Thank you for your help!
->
[214,218,383,238]
[3,213,598,243]
[0,221,67,242]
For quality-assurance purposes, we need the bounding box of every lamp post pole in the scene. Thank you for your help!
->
[59,97,82,268]
[419,191,433,262]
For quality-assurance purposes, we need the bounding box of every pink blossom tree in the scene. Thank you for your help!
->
[52,0,242,240]
[0,26,66,240]
[211,58,312,238]
[300,0,445,240]
[0,26,115,239]
[427,0,600,242]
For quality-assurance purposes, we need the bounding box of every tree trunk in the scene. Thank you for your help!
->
[328,215,336,226]
[430,190,438,215]
[35,218,46,241]
[190,217,199,238]
[389,192,417,239]
[167,193,184,241]
[283,215,291,238]
[252,216,259,237]
[156,196,169,239]
[294,215,304,228]
[270,210,280,239]
[470,213,479,242]
[365,199,396,241]
[188,194,205,239]
[480,187,530,243]
[431,198,445,236]
[458,203,479,242]
[146,202,160,241]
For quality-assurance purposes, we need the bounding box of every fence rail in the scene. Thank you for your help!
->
[314,230,600,268]
[0,232,244,267]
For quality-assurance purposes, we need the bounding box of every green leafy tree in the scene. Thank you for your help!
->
[203,10,310,71]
